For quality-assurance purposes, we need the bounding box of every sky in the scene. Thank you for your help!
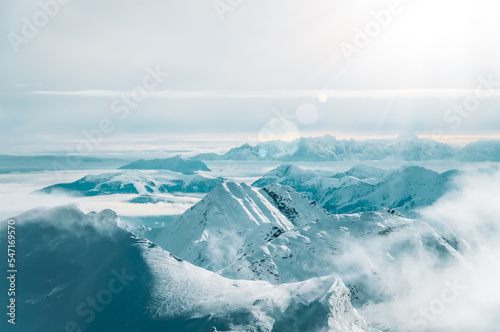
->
[1,0,500,154]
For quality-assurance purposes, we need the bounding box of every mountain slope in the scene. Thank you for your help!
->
[320,166,458,216]
[260,182,330,226]
[119,155,211,174]
[0,205,372,332]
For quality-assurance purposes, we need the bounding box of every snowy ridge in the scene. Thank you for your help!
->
[38,170,223,196]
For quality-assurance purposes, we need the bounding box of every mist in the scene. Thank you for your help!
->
[359,168,500,331]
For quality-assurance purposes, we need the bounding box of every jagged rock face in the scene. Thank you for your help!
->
[261,182,330,226]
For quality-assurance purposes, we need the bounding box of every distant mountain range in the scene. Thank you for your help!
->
[190,135,500,161]
[119,155,211,174]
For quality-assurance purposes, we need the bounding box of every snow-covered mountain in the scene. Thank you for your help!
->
[151,180,459,303]
[154,182,330,273]
[153,179,461,292]
[119,155,211,174]
[0,205,371,332]
[154,182,293,272]
[254,165,458,216]
[150,182,462,330]
[320,166,459,216]
[38,170,223,196]
[253,164,386,190]
[253,164,338,188]
[191,135,460,161]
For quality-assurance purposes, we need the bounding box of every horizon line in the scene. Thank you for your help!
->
[28,89,500,99]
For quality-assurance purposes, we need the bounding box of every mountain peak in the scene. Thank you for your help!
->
[118,156,211,174]
[154,181,295,271]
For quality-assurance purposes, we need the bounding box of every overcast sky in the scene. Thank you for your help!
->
[1,0,500,154]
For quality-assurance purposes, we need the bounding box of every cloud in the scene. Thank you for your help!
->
[29,89,500,99]
[388,168,500,331]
